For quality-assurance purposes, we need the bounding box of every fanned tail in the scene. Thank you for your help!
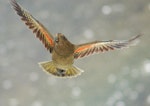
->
[39,61,83,78]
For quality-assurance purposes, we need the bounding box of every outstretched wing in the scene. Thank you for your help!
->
[74,35,141,59]
[11,0,54,52]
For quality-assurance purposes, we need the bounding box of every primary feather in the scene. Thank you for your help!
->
[74,34,141,59]
[10,0,54,52]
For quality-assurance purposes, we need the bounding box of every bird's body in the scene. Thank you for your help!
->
[52,33,75,65]
[39,33,83,77]
[11,0,142,78]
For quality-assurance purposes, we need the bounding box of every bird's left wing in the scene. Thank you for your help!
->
[10,0,54,52]
[74,35,141,59]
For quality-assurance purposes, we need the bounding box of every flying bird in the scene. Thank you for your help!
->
[10,0,142,78]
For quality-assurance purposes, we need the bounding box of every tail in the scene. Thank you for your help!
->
[38,61,84,78]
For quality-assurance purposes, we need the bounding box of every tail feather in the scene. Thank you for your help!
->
[39,61,83,78]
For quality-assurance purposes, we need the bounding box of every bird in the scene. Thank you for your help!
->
[10,0,142,78]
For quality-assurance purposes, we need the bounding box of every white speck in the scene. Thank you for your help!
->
[102,5,112,15]
[29,72,39,82]
[106,91,123,106]
[72,87,81,97]
[108,74,116,84]
[83,29,94,39]
[9,98,19,106]
[148,4,150,11]
[115,101,125,106]
[147,95,150,104]
[31,101,43,106]
[143,60,150,73]
[2,80,13,90]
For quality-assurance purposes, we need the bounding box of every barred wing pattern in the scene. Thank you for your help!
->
[74,35,141,59]
[11,0,54,52]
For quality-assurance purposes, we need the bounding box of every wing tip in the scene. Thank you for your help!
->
[10,0,22,14]
[129,34,143,42]
[128,33,143,46]
[10,0,18,8]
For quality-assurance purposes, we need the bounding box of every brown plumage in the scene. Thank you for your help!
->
[10,0,142,78]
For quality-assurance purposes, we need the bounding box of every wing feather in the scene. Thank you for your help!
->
[74,35,141,59]
[11,0,54,52]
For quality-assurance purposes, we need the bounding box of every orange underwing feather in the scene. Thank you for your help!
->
[11,0,54,52]
[74,35,141,59]
[74,45,92,53]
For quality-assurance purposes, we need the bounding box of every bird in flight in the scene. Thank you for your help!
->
[10,0,141,78]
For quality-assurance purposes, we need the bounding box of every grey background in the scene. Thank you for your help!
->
[0,0,150,106]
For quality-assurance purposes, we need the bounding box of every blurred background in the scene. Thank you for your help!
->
[0,0,150,106]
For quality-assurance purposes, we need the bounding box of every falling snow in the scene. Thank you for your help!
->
[9,98,19,106]
[72,87,81,98]
[102,5,112,15]
[147,95,150,105]
[31,101,43,106]
[83,29,94,39]
[143,60,150,73]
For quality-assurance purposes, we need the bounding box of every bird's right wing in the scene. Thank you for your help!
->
[11,0,54,52]
[74,35,141,59]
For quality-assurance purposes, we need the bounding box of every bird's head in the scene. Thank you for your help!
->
[54,33,74,55]
[54,33,68,45]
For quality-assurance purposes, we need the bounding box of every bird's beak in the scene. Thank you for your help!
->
[54,34,59,43]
